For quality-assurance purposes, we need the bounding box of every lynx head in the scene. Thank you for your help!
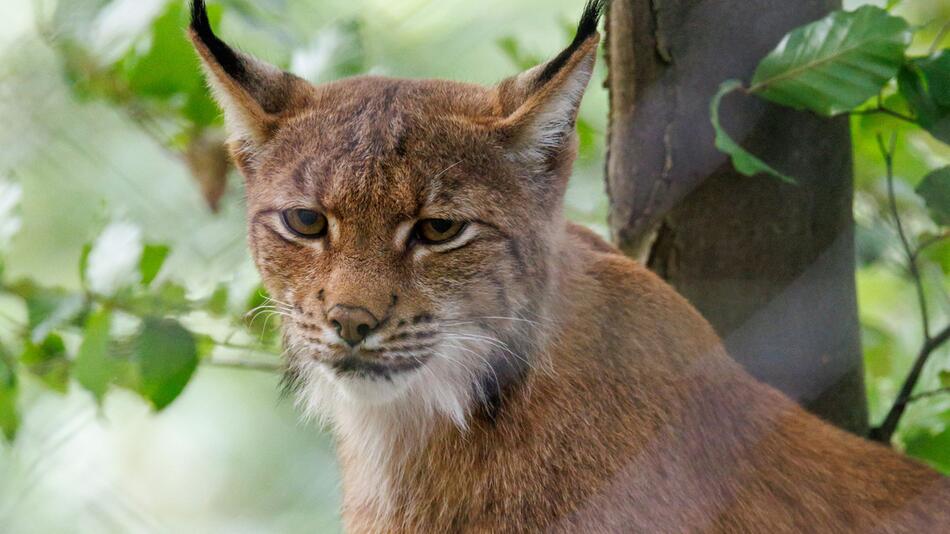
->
[190,0,604,428]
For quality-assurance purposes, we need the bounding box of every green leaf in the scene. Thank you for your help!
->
[898,51,950,143]
[918,236,950,274]
[139,244,169,286]
[903,427,950,474]
[916,166,950,226]
[125,3,203,99]
[917,51,950,109]
[10,281,86,343]
[940,370,950,388]
[0,350,18,442]
[73,308,115,403]
[78,242,92,286]
[114,281,191,317]
[710,80,795,183]
[131,318,198,410]
[206,285,230,316]
[21,334,70,394]
[122,2,223,129]
[749,6,911,116]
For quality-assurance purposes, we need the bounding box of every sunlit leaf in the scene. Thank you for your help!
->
[73,308,115,403]
[749,6,911,116]
[21,334,70,394]
[131,318,198,410]
[139,244,169,286]
[916,166,950,226]
[78,242,93,286]
[207,285,230,316]
[122,2,223,128]
[9,281,85,344]
[919,237,950,275]
[710,80,795,183]
[115,282,191,318]
[904,427,950,474]
[0,350,18,442]
[126,3,203,99]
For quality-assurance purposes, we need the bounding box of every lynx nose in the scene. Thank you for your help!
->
[327,305,379,346]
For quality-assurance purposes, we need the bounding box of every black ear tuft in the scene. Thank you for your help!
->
[190,0,248,84]
[536,0,607,86]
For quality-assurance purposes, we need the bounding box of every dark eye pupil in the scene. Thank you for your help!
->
[296,210,318,226]
[430,219,452,233]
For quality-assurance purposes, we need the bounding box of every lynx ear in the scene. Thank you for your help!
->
[189,0,310,152]
[495,0,605,168]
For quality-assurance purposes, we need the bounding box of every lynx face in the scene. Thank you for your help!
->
[190,0,601,424]
[248,79,552,413]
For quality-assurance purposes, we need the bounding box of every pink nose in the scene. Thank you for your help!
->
[327,305,379,346]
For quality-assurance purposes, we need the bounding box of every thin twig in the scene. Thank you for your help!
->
[204,357,282,373]
[929,19,950,56]
[913,231,950,259]
[851,107,917,124]
[909,386,950,403]
[869,133,950,443]
[215,340,279,355]
[879,133,930,340]
[871,324,950,442]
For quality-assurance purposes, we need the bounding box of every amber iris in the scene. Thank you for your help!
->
[282,209,328,238]
[414,219,465,244]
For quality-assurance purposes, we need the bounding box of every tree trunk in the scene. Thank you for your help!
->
[605,0,868,434]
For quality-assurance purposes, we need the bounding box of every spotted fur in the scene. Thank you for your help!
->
[190,1,948,532]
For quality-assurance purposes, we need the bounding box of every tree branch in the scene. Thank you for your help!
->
[204,357,282,373]
[851,107,917,124]
[871,324,950,442]
[909,386,950,403]
[879,133,930,340]
[868,134,950,443]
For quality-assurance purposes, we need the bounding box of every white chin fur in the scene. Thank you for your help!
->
[292,338,493,432]
[287,337,503,523]
[322,364,419,406]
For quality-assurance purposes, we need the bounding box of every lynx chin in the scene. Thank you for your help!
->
[189,0,948,531]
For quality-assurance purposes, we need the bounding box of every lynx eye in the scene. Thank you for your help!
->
[414,219,466,245]
[281,209,328,238]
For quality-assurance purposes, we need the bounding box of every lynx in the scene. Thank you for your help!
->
[189,0,948,531]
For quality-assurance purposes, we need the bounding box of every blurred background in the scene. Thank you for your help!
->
[0,0,947,532]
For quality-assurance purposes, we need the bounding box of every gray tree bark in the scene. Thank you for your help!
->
[605,0,868,434]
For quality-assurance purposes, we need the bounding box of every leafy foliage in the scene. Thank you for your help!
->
[131,317,199,410]
[710,3,950,459]
[710,80,795,183]
[0,348,19,441]
[73,308,114,402]
[749,6,911,116]
[711,7,919,183]
[899,52,950,143]
[0,216,281,439]
[916,166,950,225]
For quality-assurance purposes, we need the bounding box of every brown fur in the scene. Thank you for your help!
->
[189,1,948,531]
